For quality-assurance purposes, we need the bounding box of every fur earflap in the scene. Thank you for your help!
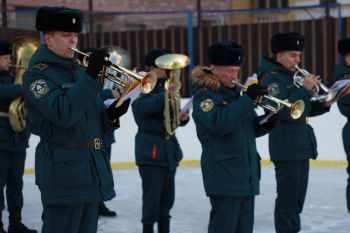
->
[191,66,220,91]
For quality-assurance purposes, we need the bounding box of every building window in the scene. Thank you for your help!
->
[256,0,289,9]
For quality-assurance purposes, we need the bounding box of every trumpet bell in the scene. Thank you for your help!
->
[290,100,305,119]
[114,70,158,108]
[140,71,157,93]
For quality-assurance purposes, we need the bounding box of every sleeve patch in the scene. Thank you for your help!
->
[200,98,214,112]
[267,82,280,97]
[32,63,49,71]
[29,79,50,98]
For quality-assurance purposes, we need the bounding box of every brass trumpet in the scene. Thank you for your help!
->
[72,48,157,106]
[9,64,28,69]
[293,65,338,102]
[237,82,305,119]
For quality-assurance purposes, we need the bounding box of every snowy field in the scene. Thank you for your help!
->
[2,164,349,233]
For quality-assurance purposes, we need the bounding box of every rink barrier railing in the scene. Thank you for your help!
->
[23,159,348,174]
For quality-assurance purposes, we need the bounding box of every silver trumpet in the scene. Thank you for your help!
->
[293,65,338,102]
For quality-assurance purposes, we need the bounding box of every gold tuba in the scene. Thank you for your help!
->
[9,36,40,133]
[155,54,190,137]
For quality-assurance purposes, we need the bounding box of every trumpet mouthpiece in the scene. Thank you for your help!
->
[71,48,89,57]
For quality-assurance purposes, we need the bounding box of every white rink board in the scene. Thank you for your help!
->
[25,98,347,169]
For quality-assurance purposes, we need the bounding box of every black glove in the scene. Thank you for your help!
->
[245,83,267,101]
[105,98,131,123]
[85,48,111,80]
[261,112,278,130]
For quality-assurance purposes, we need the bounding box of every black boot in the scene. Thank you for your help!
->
[7,209,37,233]
[157,217,170,233]
[0,211,6,233]
[99,202,117,217]
[143,224,153,233]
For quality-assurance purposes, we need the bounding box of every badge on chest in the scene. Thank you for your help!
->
[30,79,49,98]
[200,98,214,112]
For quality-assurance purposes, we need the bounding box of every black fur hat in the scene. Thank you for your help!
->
[338,38,350,55]
[36,6,83,32]
[271,32,305,53]
[207,40,245,66]
[145,48,172,67]
[0,40,11,55]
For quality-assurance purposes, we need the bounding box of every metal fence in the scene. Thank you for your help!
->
[1,3,350,96]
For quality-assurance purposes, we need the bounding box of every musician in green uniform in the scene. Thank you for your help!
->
[22,6,129,233]
[132,48,190,233]
[191,40,274,233]
[0,39,37,233]
[259,32,330,233]
[332,37,350,213]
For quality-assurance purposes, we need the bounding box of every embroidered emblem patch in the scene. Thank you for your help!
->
[32,63,48,71]
[30,79,49,98]
[267,83,280,97]
[200,98,214,112]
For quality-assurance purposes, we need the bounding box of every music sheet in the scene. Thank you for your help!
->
[324,79,350,106]
[180,97,193,114]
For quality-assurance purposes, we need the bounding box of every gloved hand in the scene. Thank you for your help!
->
[245,83,267,101]
[85,48,111,80]
[260,112,278,130]
[105,98,131,123]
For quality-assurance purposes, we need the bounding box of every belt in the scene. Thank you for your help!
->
[299,116,308,124]
[0,112,9,117]
[138,128,168,139]
[281,117,308,124]
[47,138,103,150]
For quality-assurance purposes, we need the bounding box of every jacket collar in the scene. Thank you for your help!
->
[191,66,240,98]
[29,44,78,70]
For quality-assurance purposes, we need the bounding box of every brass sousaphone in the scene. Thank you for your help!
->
[9,36,40,132]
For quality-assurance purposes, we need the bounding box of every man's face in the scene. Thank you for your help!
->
[276,50,301,72]
[151,66,167,80]
[44,31,78,59]
[344,54,350,66]
[0,55,11,71]
[210,64,240,89]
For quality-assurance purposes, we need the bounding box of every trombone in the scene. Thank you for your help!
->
[236,82,305,120]
[293,65,338,102]
[72,48,157,106]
